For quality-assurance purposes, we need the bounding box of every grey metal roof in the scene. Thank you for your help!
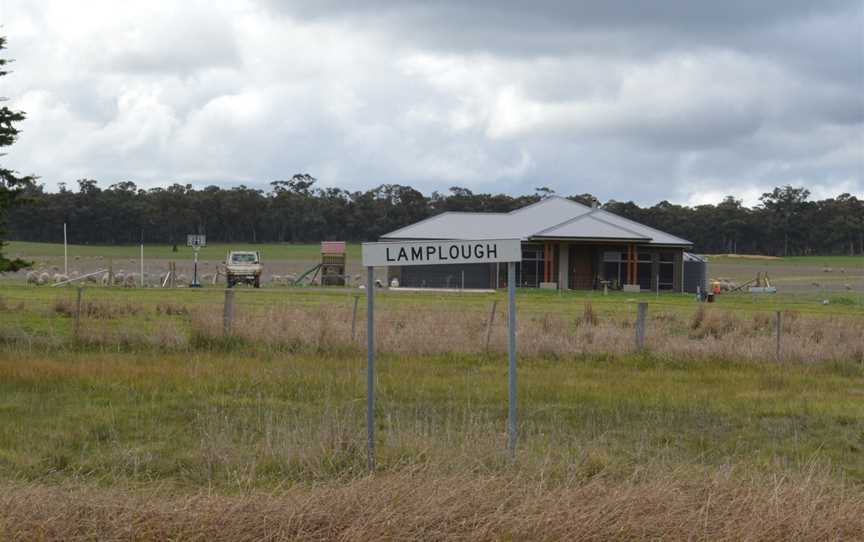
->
[381,196,692,247]
[684,252,708,262]
[533,213,651,241]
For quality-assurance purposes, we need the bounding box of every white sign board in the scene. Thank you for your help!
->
[187,234,206,248]
[362,239,521,267]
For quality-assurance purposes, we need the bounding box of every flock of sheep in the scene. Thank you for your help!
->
[25,269,185,287]
[814,267,855,290]
[23,259,365,288]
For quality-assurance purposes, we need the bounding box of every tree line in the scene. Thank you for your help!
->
[5,177,863,256]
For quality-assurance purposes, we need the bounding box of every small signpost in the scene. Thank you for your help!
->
[361,239,522,469]
[186,234,206,288]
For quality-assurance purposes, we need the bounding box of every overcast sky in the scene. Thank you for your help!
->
[2,0,862,205]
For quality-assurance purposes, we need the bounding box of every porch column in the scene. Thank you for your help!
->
[627,244,634,285]
[558,243,569,290]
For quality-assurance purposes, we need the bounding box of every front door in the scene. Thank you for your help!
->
[569,246,594,289]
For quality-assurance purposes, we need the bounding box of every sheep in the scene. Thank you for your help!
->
[823,267,833,273]
[26,271,38,285]
[100,273,111,286]
[201,273,214,283]
[177,273,189,285]
[53,273,69,284]
[269,274,283,285]
[38,272,50,286]
[390,278,400,288]
[123,273,137,288]
[85,273,100,285]
[845,284,853,291]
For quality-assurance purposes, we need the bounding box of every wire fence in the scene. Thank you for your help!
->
[1,286,862,363]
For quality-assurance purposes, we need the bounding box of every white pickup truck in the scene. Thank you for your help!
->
[225,251,262,288]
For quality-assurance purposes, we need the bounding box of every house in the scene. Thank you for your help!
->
[381,196,696,292]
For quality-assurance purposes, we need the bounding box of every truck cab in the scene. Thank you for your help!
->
[225,251,262,288]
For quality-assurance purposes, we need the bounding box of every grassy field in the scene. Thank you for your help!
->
[0,285,861,538]
[5,240,363,261]
[8,240,862,266]
[1,349,861,484]
[6,242,863,297]
[0,256,862,539]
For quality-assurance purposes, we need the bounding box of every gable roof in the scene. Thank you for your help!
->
[381,196,692,247]
[533,212,651,241]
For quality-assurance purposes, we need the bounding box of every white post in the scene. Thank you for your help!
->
[63,222,68,276]
[140,243,144,288]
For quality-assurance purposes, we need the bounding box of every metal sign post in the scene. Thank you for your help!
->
[361,239,522,470]
[366,266,375,471]
[186,234,206,288]
[507,261,517,457]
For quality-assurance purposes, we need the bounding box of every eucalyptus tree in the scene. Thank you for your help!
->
[0,36,34,271]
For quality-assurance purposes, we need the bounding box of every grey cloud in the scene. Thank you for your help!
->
[265,0,856,55]
[1,0,860,206]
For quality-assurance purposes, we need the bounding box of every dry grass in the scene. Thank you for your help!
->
[0,469,860,541]
[2,294,861,363]
[184,302,864,363]
[53,297,144,319]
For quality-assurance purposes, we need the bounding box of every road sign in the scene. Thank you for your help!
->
[361,239,521,267]
[186,234,205,287]
[360,238,522,469]
[187,234,206,248]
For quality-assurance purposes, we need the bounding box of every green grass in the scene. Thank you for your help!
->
[0,350,860,489]
[5,241,361,261]
[709,254,864,267]
[0,285,861,336]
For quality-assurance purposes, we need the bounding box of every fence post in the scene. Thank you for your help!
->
[484,299,498,353]
[223,289,235,335]
[74,287,83,338]
[108,259,114,287]
[350,294,360,341]
[635,302,647,351]
[775,310,782,361]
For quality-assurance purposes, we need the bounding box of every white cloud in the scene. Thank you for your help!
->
[0,0,860,204]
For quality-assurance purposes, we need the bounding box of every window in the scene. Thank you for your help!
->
[519,243,546,287]
[602,249,654,289]
[636,253,652,289]
[231,253,257,263]
[658,252,675,290]
[498,243,548,287]
[602,251,625,288]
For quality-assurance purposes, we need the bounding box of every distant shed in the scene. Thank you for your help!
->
[682,253,708,294]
